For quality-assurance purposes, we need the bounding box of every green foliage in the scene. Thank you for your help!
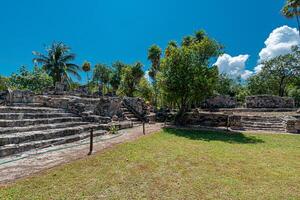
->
[134,77,154,103]
[82,61,91,85]
[93,64,112,95]
[33,42,81,85]
[8,66,53,92]
[159,30,221,123]
[82,61,91,73]
[109,124,119,134]
[165,41,178,57]
[282,0,300,33]
[247,48,300,97]
[0,76,9,91]
[147,44,162,81]
[215,74,241,97]
[118,62,144,97]
[110,61,127,93]
[93,64,112,85]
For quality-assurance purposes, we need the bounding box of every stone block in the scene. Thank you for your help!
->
[246,95,295,108]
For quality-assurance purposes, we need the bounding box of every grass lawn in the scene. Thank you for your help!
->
[0,128,300,200]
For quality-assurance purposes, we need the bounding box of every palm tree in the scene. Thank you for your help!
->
[147,45,162,79]
[33,42,81,85]
[147,45,162,107]
[282,0,300,37]
[93,64,112,95]
[165,40,178,57]
[82,61,91,85]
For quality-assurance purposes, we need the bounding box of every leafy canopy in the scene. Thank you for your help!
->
[158,30,222,123]
[33,42,81,85]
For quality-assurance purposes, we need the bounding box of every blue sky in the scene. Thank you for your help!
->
[0,0,297,82]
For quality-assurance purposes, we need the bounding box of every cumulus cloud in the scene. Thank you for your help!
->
[216,25,300,80]
[214,54,251,80]
[259,25,299,62]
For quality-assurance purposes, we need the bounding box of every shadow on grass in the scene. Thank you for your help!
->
[163,128,264,144]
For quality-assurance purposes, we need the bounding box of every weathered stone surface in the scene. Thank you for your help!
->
[0,90,8,104]
[202,95,237,109]
[123,97,149,117]
[182,109,228,126]
[55,82,68,93]
[155,108,176,122]
[4,90,34,104]
[246,95,295,108]
[94,97,123,118]
[283,116,300,133]
[228,115,242,129]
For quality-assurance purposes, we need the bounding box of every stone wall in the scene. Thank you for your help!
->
[182,109,228,126]
[283,116,300,133]
[94,97,123,118]
[202,95,237,109]
[123,97,149,117]
[0,90,35,104]
[246,95,295,108]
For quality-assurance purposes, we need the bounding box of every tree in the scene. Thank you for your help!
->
[33,42,81,85]
[82,61,91,85]
[110,61,127,93]
[165,41,178,57]
[147,45,162,81]
[159,31,221,124]
[181,36,194,47]
[0,76,9,91]
[118,62,144,97]
[147,44,162,108]
[247,48,300,97]
[93,64,112,95]
[134,77,154,102]
[8,66,53,92]
[215,74,240,97]
[282,0,300,37]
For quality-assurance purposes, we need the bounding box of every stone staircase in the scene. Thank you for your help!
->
[240,116,285,132]
[0,104,108,158]
[121,104,142,124]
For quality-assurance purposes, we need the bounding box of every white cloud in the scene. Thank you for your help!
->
[251,25,300,75]
[259,25,299,62]
[214,54,251,80]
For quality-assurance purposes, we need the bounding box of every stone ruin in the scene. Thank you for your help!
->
[0,88,151,158]
[202,95,237,109]
[246,95,295,108]
[183,95,300,134]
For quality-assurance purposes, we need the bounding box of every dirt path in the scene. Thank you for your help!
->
[0,123,163,185]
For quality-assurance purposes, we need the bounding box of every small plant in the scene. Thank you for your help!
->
[109,124,119,134]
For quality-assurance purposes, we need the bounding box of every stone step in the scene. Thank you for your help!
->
[241,124,285,129]
[128,117,140,122]
[11,103,45,107]
[123,111,132,115]
[0,106,66,114]
[241,121,284,127]
[241,116,283,123]
[241,126,286,132]
[0,112,76,120]
[0,117,82,127]
[0,122,90,135]
[0,129,107,158]
[124,113,135,118]
[0,124,104,146]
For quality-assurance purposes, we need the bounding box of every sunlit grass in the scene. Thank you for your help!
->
[1,128,299,200]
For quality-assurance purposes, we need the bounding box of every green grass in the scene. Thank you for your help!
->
[1,129,300,200]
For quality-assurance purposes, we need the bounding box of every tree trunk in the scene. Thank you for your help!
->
[175,103,188,125]
[279,77,285,97]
